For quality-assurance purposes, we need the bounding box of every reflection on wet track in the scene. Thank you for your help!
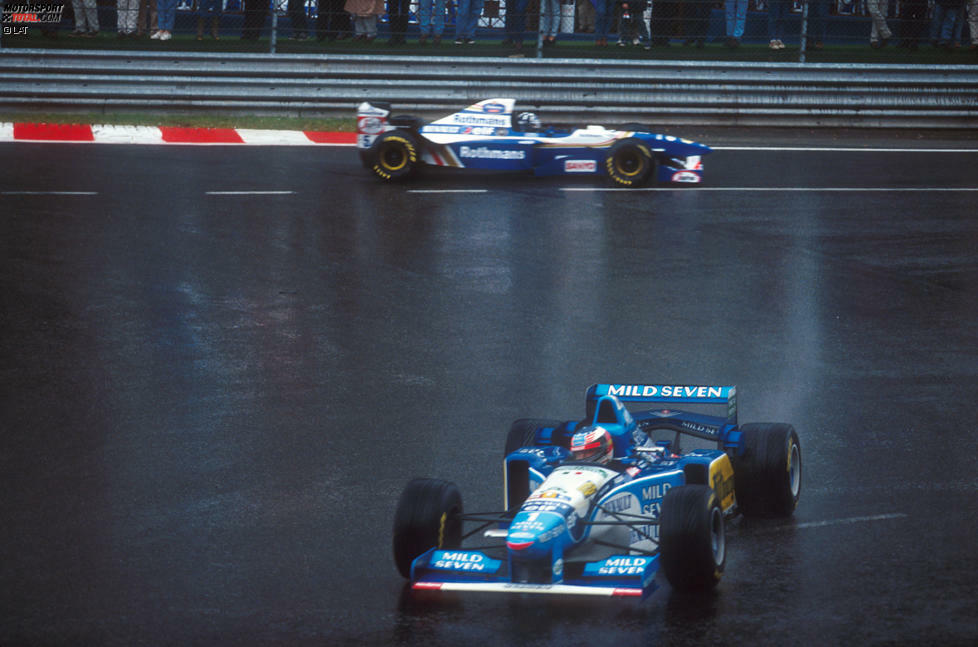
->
[1,135,977,646]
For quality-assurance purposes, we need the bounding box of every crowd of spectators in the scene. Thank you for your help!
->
[25,0,978,51]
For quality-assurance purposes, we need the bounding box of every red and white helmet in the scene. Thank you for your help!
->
[570,426,614,464]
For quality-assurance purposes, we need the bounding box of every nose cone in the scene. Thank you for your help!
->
[506,510,565,557]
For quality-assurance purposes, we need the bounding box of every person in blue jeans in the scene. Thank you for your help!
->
[418,0,447,44]
[540,0,561,45]
[454,0,484,44]
[154,0,177,39]
[591,0,616,46]
[724,0,748,47]
[503,0,529,49]
[930,0,965,47]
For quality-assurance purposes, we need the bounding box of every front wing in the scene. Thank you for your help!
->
[409,548,660,599]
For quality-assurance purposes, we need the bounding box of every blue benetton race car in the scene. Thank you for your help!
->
[357,99,711,187]
[393,384,801,598]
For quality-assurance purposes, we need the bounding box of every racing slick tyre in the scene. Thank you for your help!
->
[370,131,421,182]
[392,478,463,579]
[731,423,802,518]
[659,484,725,592]
[505,418,564,457]
[605,138,656,187]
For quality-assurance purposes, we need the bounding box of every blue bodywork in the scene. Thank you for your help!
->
[409,384,742,598]
[358,99,711,185]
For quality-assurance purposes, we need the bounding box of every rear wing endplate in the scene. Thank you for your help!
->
[586,384,737,426]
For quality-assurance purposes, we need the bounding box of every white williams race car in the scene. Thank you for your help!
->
[357,98,711,187]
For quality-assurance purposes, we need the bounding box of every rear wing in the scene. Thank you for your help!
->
[586,384,737,426]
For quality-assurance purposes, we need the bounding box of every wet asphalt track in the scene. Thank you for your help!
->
[2,131,978,646]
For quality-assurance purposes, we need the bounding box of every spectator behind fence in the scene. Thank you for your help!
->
[70,0,100,36]
[316,0,352,40]
[540,0,561,45]
[650,0,680,46]
[153,0,176,39]
[968,0,978,49]
[387,0,411,44]
[346,0,384,41]
[866,0,892,47]
[287,0,308,38]
[930,0,965,47]
[418,0,447,44]
[577,0,595,32]
[898,0,927,49]
[137,0,158,37]
[241,0,269,39]
[592,0,616,46]
[117,0,138,37]
[724,0,747,47]
[767,0,789,49]
[197,0,221,39]
[38,0,61,37]
[806,0,829,49]
[453,0,484,44]
[682,0,709,48]
[502,0,528,49]
[616,0,650,48]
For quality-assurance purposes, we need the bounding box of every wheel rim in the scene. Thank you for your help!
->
[381,144,408,171]
[710,506,725,566]
[439,505,462,548]
[788,442,801,498]
[615,149,645,177]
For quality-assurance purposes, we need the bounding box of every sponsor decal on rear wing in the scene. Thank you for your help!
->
[587,384,737,425]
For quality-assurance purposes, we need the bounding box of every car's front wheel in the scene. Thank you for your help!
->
[659,484,725,592]
[392,478,463,578]
[605,138,655,187]
[370,131,421,182]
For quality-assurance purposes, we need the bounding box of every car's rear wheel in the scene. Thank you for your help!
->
[605,138,655,187]
[659,484,725,592]
[392,478,463,578]
[732,423,802,517]
[370,131,421,181]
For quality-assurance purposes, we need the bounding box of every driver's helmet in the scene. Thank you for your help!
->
[570,426,615,464]
[515,112,541,132]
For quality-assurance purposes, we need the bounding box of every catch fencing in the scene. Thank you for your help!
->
[1,48,976,126]
[2,0,977,59]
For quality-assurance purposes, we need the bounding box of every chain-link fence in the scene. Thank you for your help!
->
[2,0,976,61]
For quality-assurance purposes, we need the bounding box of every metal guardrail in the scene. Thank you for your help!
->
[1,49,977,127]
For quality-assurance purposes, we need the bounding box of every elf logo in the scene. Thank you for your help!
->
[671,170,702,183]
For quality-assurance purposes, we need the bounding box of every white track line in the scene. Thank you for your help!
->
[408,189,489,193]
[561,186,978,192]
[2,191,98,195]
[795,513,908,530]
[205,190,295,195]
[750,512,908,535]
